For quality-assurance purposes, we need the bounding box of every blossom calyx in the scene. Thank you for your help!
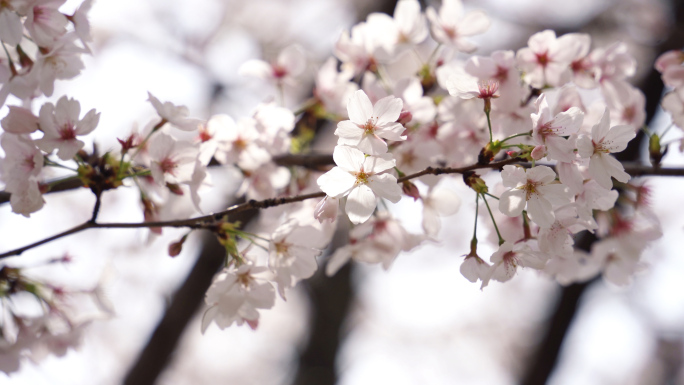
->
[463,171,488,194]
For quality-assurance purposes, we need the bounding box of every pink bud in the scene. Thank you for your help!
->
[398,110,413,126]
[531,145,546,160]
[402,181,420,201]
[314,196,339,223]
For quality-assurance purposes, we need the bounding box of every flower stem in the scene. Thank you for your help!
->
[501,131,532,144]
[485,108,493,144]
[481,193,504,245]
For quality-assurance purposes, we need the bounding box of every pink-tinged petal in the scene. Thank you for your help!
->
[356,134,388,155]
[278,45,306,77]
[557,162,583,195]
[446,73,479,99]
[317,167,356,197]
[347,90,374,124]
[373,96,403,125]
[368,173,401,203]
[0,9,23,46]
[363,153,396,173]
[332,145,365,172]
[588,154,614,189]
[499,189,526,217]
[601,153,630,183]
[526,165,556,184]
[576,135,594,158]
[76,109,100,135]
[423,206,441,237]
[544,135,575,163]
[528,30,556,53]
[376,122,406,141]
[552,107,583,136]
[334,120,363,140]
[537,184,572,206]
[602,124,635,153]
[464,56,497,79]
[592,108,611,141]
[526,194,554,228]
[55,96,80,127]
[501,165,526,188]
[346,184,377,224]
[458,10,490,36]
[1,106,39,134]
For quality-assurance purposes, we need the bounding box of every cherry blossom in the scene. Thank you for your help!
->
[147,92,202,131]
[239,44,307,87]
[531,94,583,163]
[425,0,490,53]
[268,220,325,298]
[335,89,406,155]
[499,165,572,228]
[35,96,100,160]
[202,264,275,331]
[317,145,401,224]
[147,132,199,186]
[516,30,588,88]
[576,108,635,189]
[481,240,546,288]
[24,0,68,48]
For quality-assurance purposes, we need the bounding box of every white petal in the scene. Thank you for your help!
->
[368,173,401,203]
[346,184,377,224]
[373,96,403,125]
[317,167,355,197]
[499,189,526,217]
[347,90,374,124]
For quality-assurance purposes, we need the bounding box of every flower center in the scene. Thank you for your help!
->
[159,158,177,175]
[362,119,376,135]
[59,123,76,141]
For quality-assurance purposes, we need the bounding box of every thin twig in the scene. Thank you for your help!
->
[2,157,684,259]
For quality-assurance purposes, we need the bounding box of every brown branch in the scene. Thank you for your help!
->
[0,158,682,260]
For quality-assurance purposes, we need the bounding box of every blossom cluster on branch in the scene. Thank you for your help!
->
[0,0,682,374]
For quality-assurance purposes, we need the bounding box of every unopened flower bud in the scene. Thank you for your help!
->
[402,181,421,201]
[166,183,184,195]
[531,145,546,160]
[398,110,413,126]
[649,133,665,167]
[463,171,488,194]
[314,196,339,223]
[168,234,189,257]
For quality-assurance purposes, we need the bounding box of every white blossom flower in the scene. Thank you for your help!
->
[147,92,202,131]
[268,220,325,299]
[531,94,583,163]
[147,132,199,186]
[425,0,490,53]
[498,165,571,228]
[481,240,546,288]
[335,89,405,155]
[202,264,275,331]
[25,0,68,48]
[239,44,306,87]
[317,146,401,224]
[576,108,635,189]
[516,30,588,88]
[35,96,100,160]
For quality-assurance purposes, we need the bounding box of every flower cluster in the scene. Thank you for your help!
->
[0,0,674,370]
